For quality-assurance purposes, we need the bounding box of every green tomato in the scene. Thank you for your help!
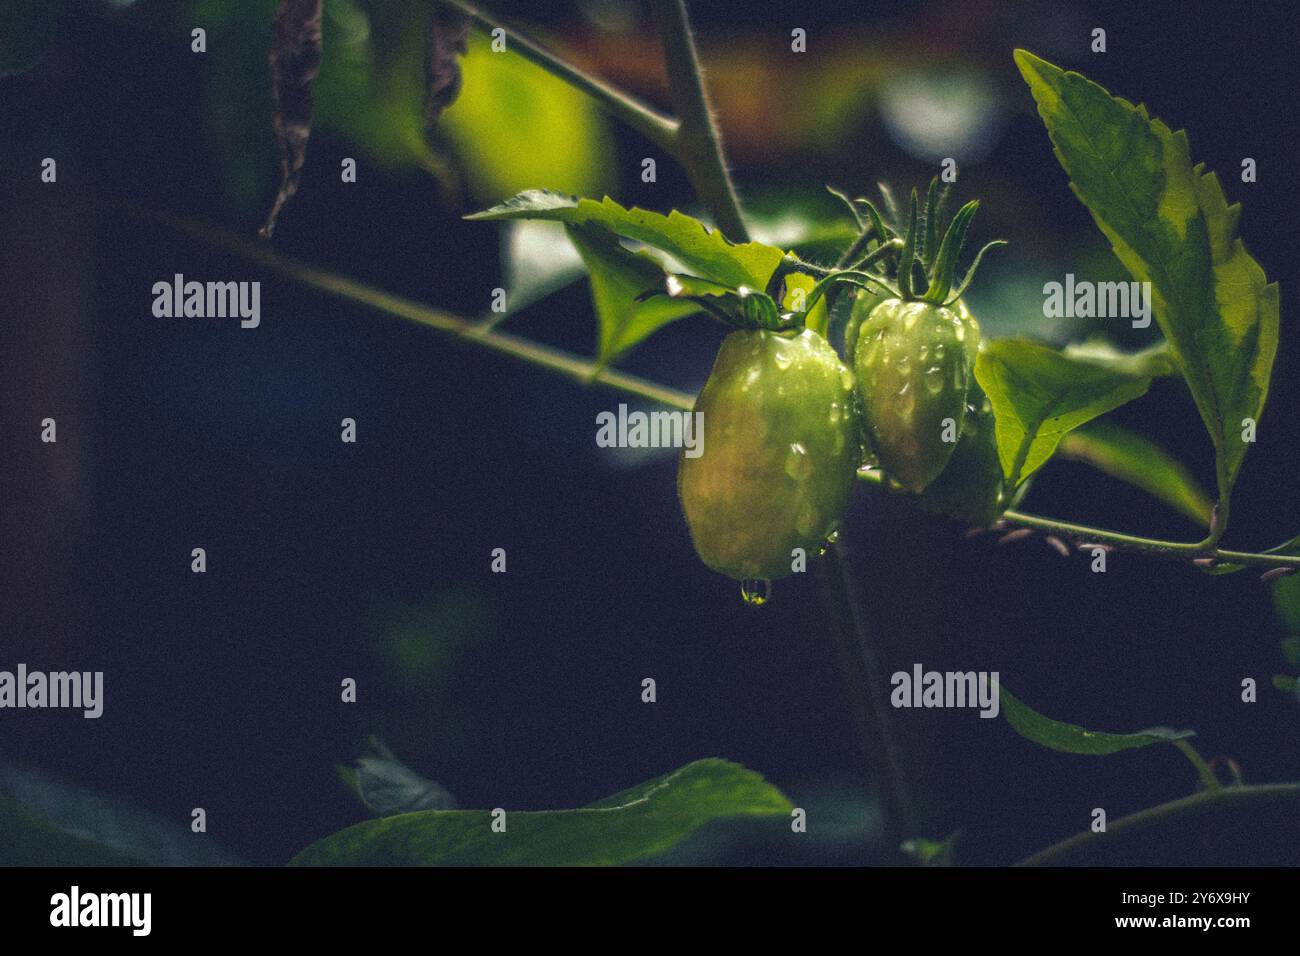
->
[678,328,859,582]
[843,286,889,361]
[917,382,1015,527]
[853,297,980,492]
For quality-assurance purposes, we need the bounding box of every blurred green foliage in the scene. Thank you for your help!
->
[186,0,614,213]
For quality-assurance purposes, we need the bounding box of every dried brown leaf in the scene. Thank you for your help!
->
[426,5,470,130]
[260,0,324,239]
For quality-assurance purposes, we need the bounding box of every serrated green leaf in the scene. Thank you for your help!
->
[290,758,793,866]
[975,338,1154,487]
[565,225,699,363]
[1057,421,1212,527]
[0,1,61,78]
[1015,50,1279,502]
[468,191,786,289]
[1001,687,1194,756]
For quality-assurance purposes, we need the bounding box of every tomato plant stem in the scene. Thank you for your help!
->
[818,543,912,848]
[1000,507,1300,568]
[649,0,751,241]
[852,470,1300,570]
[1016,781,1300,866]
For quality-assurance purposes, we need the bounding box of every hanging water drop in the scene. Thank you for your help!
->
[740,578,771,606]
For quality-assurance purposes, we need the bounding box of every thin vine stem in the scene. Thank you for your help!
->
[1016,782,1300,866]
[1000,507,1300,569]
[140,207,696,412]
[1174,739,1221,792]
[855,469,1300,570]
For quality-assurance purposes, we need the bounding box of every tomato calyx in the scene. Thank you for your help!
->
[893,179,1007,308]
[639,272,801,332]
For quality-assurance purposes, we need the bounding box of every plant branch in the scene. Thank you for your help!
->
[999,507,1300,569]
[648,0,750,241]
[1016,781,1300,866]
[1173,739,1221,792]
[439,0,680,154]
[855,469,1300,570]
[146,207,696,411]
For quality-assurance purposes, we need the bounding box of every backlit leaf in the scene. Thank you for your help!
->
[1001,687,1194,756]
[1016,50,1279,502]
[467,190,786,289]
[290,758,792,866]
[975,338,1153,487]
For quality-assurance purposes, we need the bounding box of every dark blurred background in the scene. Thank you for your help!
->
[1,0,1298,865]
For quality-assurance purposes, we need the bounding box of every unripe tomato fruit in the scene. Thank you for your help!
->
[678,328,859,582]
[916,381,1016,527]
[852,297,980,492]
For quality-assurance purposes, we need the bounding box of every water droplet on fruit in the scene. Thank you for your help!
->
[784,442,812,480]
[840,368,855,391]
[741,578,771,606]
[774,350,792,370]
